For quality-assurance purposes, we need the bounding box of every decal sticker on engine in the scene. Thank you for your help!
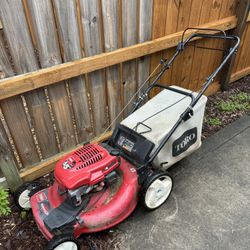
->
[172,127,197,156]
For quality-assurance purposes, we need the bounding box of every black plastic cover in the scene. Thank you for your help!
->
[110,124,155,165]
[44,197,89,233]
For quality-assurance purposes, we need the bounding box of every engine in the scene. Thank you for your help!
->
[54,143,120,205]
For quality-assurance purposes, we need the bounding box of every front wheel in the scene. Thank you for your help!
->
[46,234,80,250]
[140,171,173,210]
[14,182,44,210]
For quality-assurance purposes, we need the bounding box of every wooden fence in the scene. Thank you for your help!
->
[0,0,249,190]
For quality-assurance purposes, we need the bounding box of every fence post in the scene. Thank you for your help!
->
[0,121,22,191]
[220,0,250,91]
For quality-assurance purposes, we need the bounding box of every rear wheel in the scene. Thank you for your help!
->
[14,182,44,210]
[140,171,173,210]
[46,234,80,250]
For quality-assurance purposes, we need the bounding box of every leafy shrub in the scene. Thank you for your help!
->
[0,187,11,216]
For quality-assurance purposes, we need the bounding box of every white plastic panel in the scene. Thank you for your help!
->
[121,86,207,170]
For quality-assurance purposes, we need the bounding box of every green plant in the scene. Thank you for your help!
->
[20,210,27,219]
[0,187,11,216]
[206,117,222,126]
[217,92,250,112]
[231,92,250,102]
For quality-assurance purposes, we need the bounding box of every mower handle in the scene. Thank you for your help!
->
[181,27,227,42]
[131,28,240,166]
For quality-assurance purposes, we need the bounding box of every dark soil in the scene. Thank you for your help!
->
[0,76,249,250]
[202,75,250,139]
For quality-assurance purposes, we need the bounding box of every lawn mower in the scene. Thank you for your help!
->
[14,28,239,250]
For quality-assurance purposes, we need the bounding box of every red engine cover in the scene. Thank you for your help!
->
[54,144,119,189]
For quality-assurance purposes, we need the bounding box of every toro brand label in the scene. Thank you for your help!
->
[172,127,197,156]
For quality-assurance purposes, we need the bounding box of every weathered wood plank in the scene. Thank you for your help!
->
[180,0,203,89]
[0,1,46,166]
[234,23,250,72]
[102,0,122,124]
[122,0,138,116]
[194,1,223,89]
[27,0,76,150]
[208,0,236,83]
[171,0,192,86]
[0,32,14,79]
[197,0,225,87]
[150,0,169,96]
[188,0,216,91]
[0,120,22,191]
[230,65,250,82]
[53,0,93,143]
[0,31,23,190]
[137,0,153,93]
[79,0,108,135]
[0,16,238,100]
[220,0,250,90]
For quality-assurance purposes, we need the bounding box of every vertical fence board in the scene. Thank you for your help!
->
[234,23,250,72]
[180,0,202,89]
[122,0,138,115]
[150,0,169,93]
[53,0,93,143]
[137,0,153,93]
[208,0,236,83]
[27,0,76,150]
[101,0,122,124]
[0,32,14,79]
[79,0,108,134]
[171,0,193,86]
[197,0,225,86]
[0,120,22,190]
[0,1,49,166]
[188,1,215,90]
[0,31,22,189]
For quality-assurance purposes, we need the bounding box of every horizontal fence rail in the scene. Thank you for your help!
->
[0,16,238,100]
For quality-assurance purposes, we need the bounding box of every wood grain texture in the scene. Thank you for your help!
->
[137,0,153,93]
[0,16,238,100]
[220,0,250,90]
[0,120,22,191]
[230,65,250,82]
[150,0,169,95]
[189,0,217,91]
[122,0,138,116]
[208,0,236,83]
[0,32,14,79]
[0,31,23,190]
[27,0,76,150]
[180,0,203,89]
[53,0,93,143]
[79,0,108,135]
[233,23,250,72]
[101,0,122,124]
[171,0,192,86]
[0,0,52,166]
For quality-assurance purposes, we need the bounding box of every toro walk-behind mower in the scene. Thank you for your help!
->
[14,29,239,250]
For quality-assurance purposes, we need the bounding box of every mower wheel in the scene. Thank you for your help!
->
[14,182,44,210]
[140,170,173,211]
[46,234,80,250]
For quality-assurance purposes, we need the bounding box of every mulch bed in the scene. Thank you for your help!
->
[0,76,249,250]
[202,75,250,139]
